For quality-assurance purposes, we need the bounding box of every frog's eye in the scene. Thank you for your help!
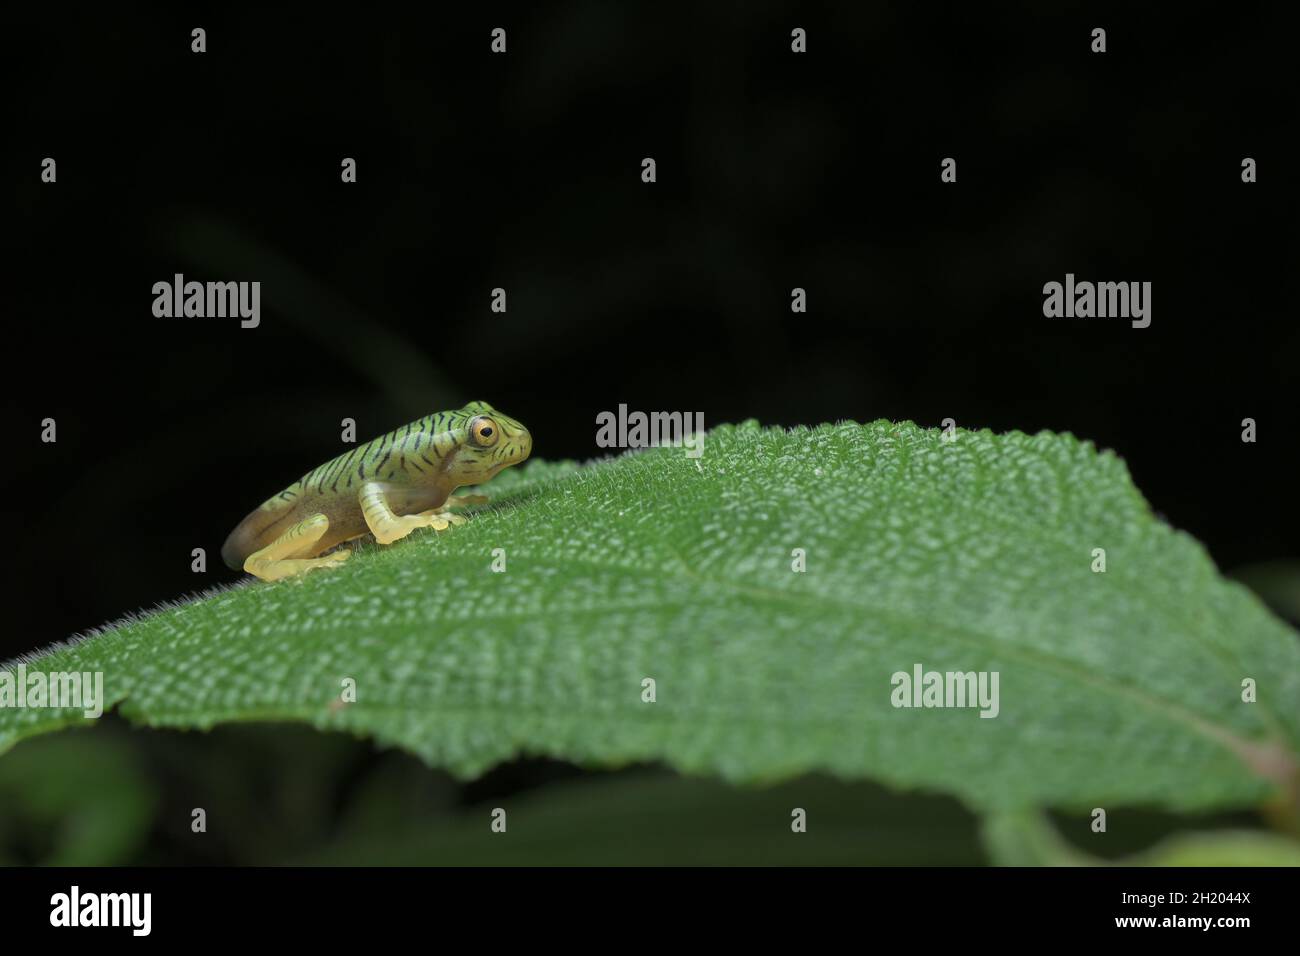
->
[469,416,499,447]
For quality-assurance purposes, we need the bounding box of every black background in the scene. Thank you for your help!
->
[0,865,1284,939]
[4,1,1296,659]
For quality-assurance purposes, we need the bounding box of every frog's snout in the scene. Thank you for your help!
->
[507,425,532,465]
[477,405,531,475]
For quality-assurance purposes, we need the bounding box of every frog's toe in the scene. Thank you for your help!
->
[373,515,419,545]
[242,512,352,582]
[361,481,471,546]
[444,493,490,509]
[413,509,467,529]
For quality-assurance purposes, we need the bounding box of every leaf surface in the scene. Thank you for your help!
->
[2,422,1296,811]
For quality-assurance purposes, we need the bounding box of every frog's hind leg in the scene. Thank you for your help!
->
[243,513,351,582]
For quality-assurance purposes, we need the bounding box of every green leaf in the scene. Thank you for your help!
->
[1,421,1297,813]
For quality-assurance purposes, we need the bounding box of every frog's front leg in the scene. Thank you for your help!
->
[360,482,467,545]
[243,513,351,582]
[409,493,490,525]
[439,493,490,510]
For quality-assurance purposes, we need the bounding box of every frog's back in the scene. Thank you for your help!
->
[221,415,455,569]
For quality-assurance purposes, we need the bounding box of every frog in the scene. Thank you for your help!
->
[221,401,531,582]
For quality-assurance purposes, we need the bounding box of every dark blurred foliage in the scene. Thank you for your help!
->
[1,723,1265,866]
[1,2,1296,864]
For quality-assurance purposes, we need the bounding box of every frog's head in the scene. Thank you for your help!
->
[449,400,532,484]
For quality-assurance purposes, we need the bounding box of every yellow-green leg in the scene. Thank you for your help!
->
[409,493,489,524]
[243,513,350,582]
[360,482,474,545]
[441,493,489,509]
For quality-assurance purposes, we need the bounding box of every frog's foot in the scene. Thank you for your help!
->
[407,493,488,528]
[243,513,351,582]
[441,493,489,510]
[412,509,467,529]
[360,482,466,545]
